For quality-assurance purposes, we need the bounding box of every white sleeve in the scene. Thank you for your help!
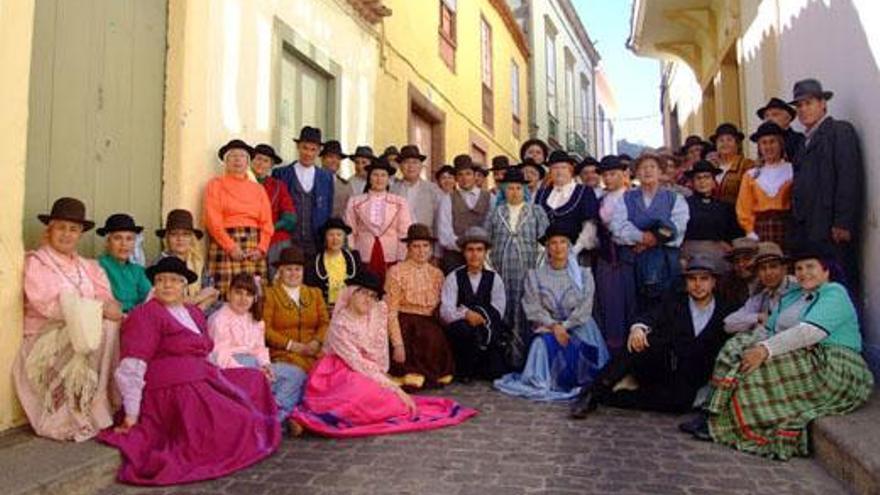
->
[759,323,828,358]
[437,194,458,251]
[609,197,642,245]
[115,357,147,421]
[491,273,507,317]
[440,272,467,323]
[669,193,690,247]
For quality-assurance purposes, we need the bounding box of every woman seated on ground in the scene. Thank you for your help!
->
[292,271,477,438]
[385,224,454,390]
[304,217,361,307]
[209,273,307,430]
[264,247,330,373]
[494,223,610,401]
[14,197,123,441]
[154,209,220,311]
[692,245,873,460]
[98,257,280,486]
[97,213,152,314]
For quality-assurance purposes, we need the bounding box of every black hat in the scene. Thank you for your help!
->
[146,256,198,285]
[547,150,578,167]
[218,139,255,160]
[319,217,352,238]
[576,155,600,175]
[519,158,546,179]
[96,213,143,236]
[789,78,833,104]
[538,223,578,245]
[350,145,376,160]
[400,223,438,243]
[434,164,455,180]
[710,123,745,143]
[365,156,397,176]
[618,153,634,162]
[684,160,723,179]
[320,140,346,158]
[497,166,528,184]
[38,197,95,232]
[474,166,489,177]
[345,270,384,297]
[453,154,480,172]
[680,135,710,155]
[253,143,283,164]
[156,209,203,239]
[789,241,835,264]
[519,138,549,162]
[749,121,786,143]
[646,218,678,244]
[294,126,323,144]
[598,155,627,173]
[490,156,511,171]
[756,97,796,120]
[398,144,426,162]
[272,246,307,268]
[682,253,723,276]
[382,146,400,159]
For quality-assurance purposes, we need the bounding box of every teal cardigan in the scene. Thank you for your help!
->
[766,282,861,352]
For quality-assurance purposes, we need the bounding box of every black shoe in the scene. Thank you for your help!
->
[678,412,707,435]
[570,390,599,419]
[690,415,712,442]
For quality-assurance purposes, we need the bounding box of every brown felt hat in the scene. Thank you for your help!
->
[37,197,95,232]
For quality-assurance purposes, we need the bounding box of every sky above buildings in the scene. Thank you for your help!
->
[574,0,663,147]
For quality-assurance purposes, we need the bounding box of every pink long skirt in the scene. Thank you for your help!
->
[292,355,477,438]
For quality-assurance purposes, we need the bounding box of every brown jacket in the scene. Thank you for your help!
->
[715,155,755,205]
[263,282,329,371]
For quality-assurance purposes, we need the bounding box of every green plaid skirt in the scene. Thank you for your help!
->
[708,331,873,460]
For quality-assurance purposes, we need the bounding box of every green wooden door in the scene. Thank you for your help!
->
[25,0,167,257]
[278,46,332,161]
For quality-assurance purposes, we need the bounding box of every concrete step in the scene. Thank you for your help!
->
[0,427,119,495]
[813,394,880,495]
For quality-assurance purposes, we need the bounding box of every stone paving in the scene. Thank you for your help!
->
[98,383,848,495]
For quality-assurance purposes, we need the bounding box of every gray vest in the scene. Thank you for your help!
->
[451,189,491,236]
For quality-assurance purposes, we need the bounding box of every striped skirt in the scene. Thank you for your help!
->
[707,331,873,460]
[207,227,268,298]
[754,210,790,249]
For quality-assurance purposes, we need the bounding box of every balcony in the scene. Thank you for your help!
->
[548,114,559,142]
[567,131,587,155]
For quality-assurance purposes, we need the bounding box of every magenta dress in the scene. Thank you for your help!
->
[97,299,281,486]
[292,287,477,438]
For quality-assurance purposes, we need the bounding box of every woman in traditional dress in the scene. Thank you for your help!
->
[264,247,330,373]
[709,123,755,205]
[681,160,742,262]
[343,157,412,283]
[96,213,151,313]
[98,256,280,485]
[535,150,600,266]
[292,271,477,438]
[154,209,220,311]
[520,158,546,204]
[304,217,361,307]
[494,223,610,401]
[13,197,123,441]
[736,122,793,248]
[385,224,454,390]
[593,156,637,354]
[609,153,689,311]
[483,166,549,368]
[209,273,307,428]
[696,246,872,460]
[251,143,297,273]
[203,139,274,298]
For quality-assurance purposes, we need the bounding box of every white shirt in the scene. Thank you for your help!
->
[439,268,507,323]
[294,162,316,192]
[609,188,690,247]
[751,161,793,197]
[546,181,577,210]
[283,285,301,305]
[689,297,716,337]
[507,202,525,229]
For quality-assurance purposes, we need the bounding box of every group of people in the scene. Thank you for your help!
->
[13,77,872,486]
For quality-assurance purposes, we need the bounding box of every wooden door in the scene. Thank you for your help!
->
[409,111,433,180]
[279,47,332,161]
[25,0,166,256]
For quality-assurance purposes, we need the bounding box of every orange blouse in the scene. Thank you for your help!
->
[735,170,793,235]
[203,174,274,254]
[383,259,444,347]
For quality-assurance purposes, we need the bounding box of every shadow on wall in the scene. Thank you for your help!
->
[746,0,880,370]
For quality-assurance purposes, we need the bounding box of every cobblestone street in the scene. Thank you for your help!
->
[98,383,846,495]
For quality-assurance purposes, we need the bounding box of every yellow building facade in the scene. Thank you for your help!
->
[374,0,530,173]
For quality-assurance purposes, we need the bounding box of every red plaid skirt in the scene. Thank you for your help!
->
[206,227,268,298]
[754,210,789,249]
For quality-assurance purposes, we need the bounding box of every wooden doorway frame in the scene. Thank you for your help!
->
[407,84,445,177]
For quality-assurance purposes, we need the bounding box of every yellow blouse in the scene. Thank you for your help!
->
[325,252,347,304]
